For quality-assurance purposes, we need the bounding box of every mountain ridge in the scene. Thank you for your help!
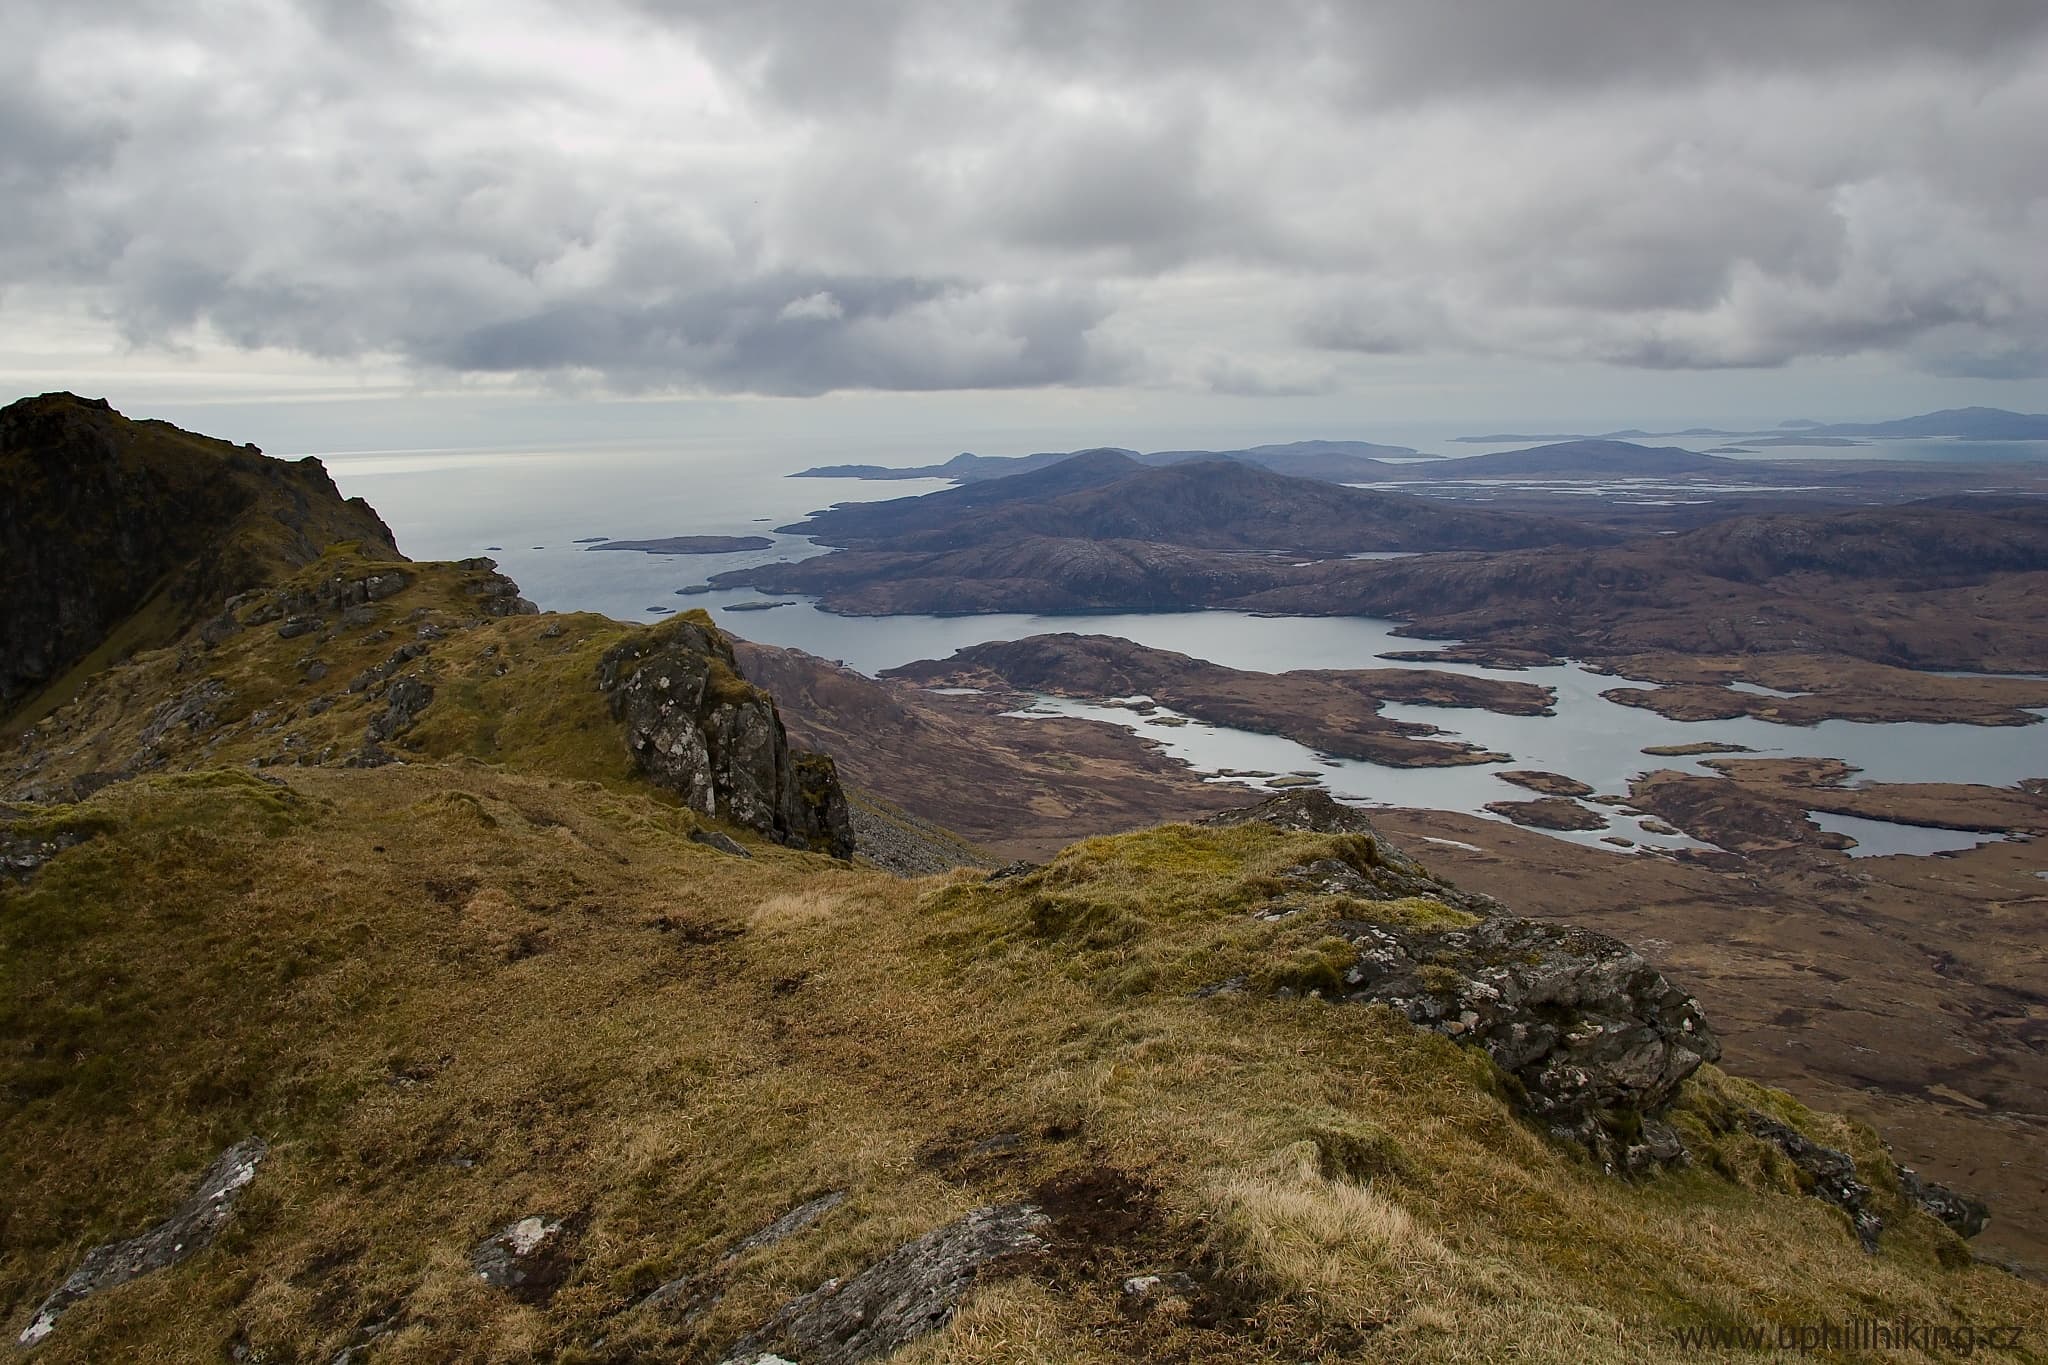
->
[0,393,402,729]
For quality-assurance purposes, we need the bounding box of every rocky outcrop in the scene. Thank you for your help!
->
[716,1204,1047,1365]
[240,565,414,628]
[1899,1165,1992,1239]
[18,1137,267,1347]
[0,393,399,716]
[1210,791,1716,1170]
[637,1190,847,1317]
[0,806,91,883]
[599,615,854,858]
[1740,1110,1884,1251]
[1330,914,1717,1169]
[365,675,434,744]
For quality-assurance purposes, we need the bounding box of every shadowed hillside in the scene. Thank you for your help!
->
[0,394,400,727]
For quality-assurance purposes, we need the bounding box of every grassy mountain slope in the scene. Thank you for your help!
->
[6,769,2042,1362]
[5,544,850,858]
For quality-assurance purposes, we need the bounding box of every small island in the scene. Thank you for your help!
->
[1485,797,1609,831]
[587,535,775,555]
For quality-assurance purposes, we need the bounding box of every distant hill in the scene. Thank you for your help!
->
[787,448,1146,543]
[794,449,1116,482]
[1456,407,2048,445]
[1806,407,2048,440]
[1397,440,1739,480]
[793,437,1422,485]
[783,453,1615,555]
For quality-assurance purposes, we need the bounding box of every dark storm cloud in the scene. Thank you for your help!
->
[5,0,2046,389]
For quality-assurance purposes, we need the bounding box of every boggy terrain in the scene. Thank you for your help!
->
[885,633,1554,768]
[1592,652,2048,726]
[733,640,1246,860]
[7,395,2046,1359]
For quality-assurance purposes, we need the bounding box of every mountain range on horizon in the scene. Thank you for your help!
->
[796,407,2048,488]
[1454,406,2048,445]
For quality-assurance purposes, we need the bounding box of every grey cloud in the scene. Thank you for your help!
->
[617,0,917,111]
[426,276,1124,395]
[3,0,2044,395]
[986,0,2048,101]
[1316,0,2048,103]
[1201,357,1336,398]
[1918,338,2048,381]
[985,106,1271,268]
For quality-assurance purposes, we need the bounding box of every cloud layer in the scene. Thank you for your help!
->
[4,0,2045,394]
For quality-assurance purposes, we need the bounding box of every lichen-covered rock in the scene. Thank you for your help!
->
[134,678,233,760]
[717,1203,1047,1365]
[365,675,434,744]
[18,1137,268,1347]
[598,616,853,858]
[1742,1110,1884,1250]
[1215,790,1712,1169]
[689,827,752,858]
[1899,1165,1991,1239]
[1331,914,1719,1166]
[471,1215,576,1303]
[456,557,539,616]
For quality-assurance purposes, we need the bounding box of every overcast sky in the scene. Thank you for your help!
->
[4,0,2047,452]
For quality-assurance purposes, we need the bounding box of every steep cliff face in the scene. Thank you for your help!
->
[0,393,399,723]
[598,615,854,857]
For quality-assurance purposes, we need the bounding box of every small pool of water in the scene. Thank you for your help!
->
[1807,811,2008,859]
[1726,680,1804,698]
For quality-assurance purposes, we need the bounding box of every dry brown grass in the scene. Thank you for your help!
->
[2,768,2044,1362]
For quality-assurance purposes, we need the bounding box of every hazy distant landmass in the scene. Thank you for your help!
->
[776,451,1614,556]
[794,438,1430,485]
[1710,435,1866,449]
[1455,406,2048,445]
[586,535,775,554]
[1386,440,1739,480]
